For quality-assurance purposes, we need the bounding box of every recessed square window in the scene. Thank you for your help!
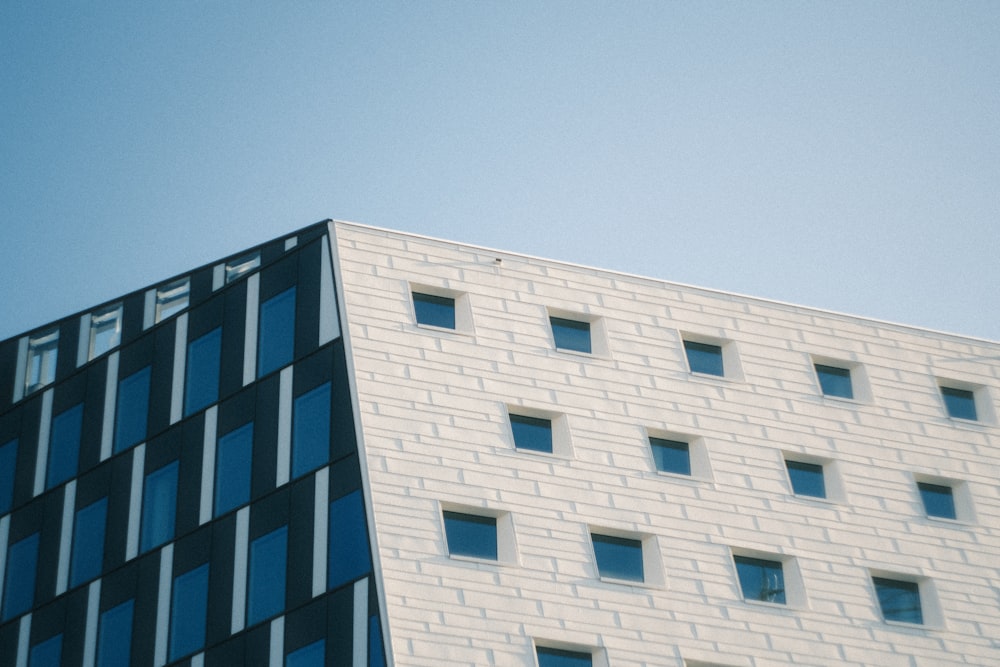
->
[225,251,261,284]
[25,328,59,395]
[443,511,497,560]
[734,555,786,604]
[89,304,123,360]
[156,278,190,323]
[413,292,456,329]
[550,316,591,354]
[815,364,853,399]
[872,576,923,624]
[917,482,956,520]
[510,413,553,454]
[785,460,826,499]
[940,386,977,421]
[536,646,593,667]
[592,533,644,582]
[649,437,691,476]
[684,340,724,376]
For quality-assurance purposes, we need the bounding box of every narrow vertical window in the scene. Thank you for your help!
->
[286,639,325,667]
[170,563,210,661]
[248,525,287,626]
[71,497,108,588]
[155,278,190,322]
[292,382,331,479]
[140,461,178,553]
[97,599,134,667]
[258,287,296,377]
[47,403,84,489]
[2,532,40,620]
[114,366,151,453]
[328,490,371,590]
[90,304,123,359]
[226,251,261,283]
[25,328,59,394]
[215,422,253,517]
[29,634,63,667]
[184,326,222,416]
[0,438,17,515]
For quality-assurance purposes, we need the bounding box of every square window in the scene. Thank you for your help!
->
[734,555,785,604]
[25,328,59,394]
[443,511,497,560]
[90,304,123,359]
[413,292,456,329]
[940,386,977,421]
[815,364,853,399]
[592,533,644,582]
[536,647,593,667]
[156,278,190,322]
[649,437,691,476]
[550,316,591,354]
[873,576,923,624]
[684,340,724,376]
[510,413,553,454]
[226,251,261,283]
[786,460,826,499]
[918,482,956,520]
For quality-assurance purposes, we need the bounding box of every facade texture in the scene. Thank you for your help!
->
[1,220,999,666]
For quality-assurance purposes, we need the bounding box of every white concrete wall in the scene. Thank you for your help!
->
[332,221,1000,667]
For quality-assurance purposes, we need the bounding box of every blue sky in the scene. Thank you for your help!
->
[2,2,998,342]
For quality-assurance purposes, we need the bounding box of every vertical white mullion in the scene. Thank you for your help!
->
[269,616,285,667]
[190,654,205,667]
[0,515,9,606]
[243,274,260,386]
[33,388,54,496]
[212,264,225,291]
[319,236,340,345]
[154,544,173,667]
[200,406,218,525]
[15,613,31,667]
[12,336,28,403]
[231,506,250,634]
[82,579,101,667]
[312,468,329,596]
[77,314,92,367]
[283,236,298,250]
[353,577,369,667]
[170,314,188,425]
[56,480,77,595]
[276,367,293,487]
[143,289,157,330]
[100,352,119,461]
[126,443,146,561]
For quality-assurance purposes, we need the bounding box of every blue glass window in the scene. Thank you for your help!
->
[2,532,39,620]
[413,292,456,329]
[114,366,150,453]
[248,526,287,625]
[47,402,84,489]
[510,414,552,453]
[550,317,591,354]
[329,491,371,589]
[649,437,690,476]
[815,364,853,399]
[918,482,956,519]
[215,422,253,517]
[140,461,178,553]
[170,563,209,661]
[592,533,643,582]
[0,438,16,515]
[292,382,331,479]
[443,511,497,560]
[786,460,826,498]
[258,287,296,377]
[873,577,923,624]
[734,555,785,604]
[684,340,724,376]
[71,497,108,587]
[29,634,62,667]
[185,327,222,416]
[286,639,325,667]
[941,386,977,420]
[97,599,133,667]
[536,647,593,667]
[369,615,386,667]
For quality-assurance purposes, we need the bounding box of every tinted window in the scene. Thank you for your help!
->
[649,437,690,475]
[26,328,59,394]
[550,317,591,353]
[215,422,253,517]
[592,534,643,582]
[684,340,724,376]
[536,647,593,667]
[2,532,39,620]
[369,615,386,667]
[141,461,178,553]
[286,639,325,667]
[734,555,785,604]
[873,577,922,624]
[156,278,190,322]
[329,490,371,589]
[918,482,956,519]
[90,304,122,359]
[115,366,150,453]
[29,634,62,667]
[0,438,17,515]
[815,364,853,399]
[185,327,222,416]
[47,403,84,489]
[941,386,977,420]
[97,599,133,667]
[413,292,455,329]
[258,287,296,377]
[510,414,552,453]
[248,526,287,625]
[292,382,331,479]
[170,564,209,660]
[786,460,826,498]
[443,511,497,560]
[226,251,260,283]
[71,497,108,588]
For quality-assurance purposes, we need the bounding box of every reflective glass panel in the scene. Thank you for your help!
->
[918,482,956,519]
[226,251,260,283]
[29,634,62,667]
[815,364,853,399]
[170,564,209,660]
[873,577,923,624]
[215,422,253,517]
[141,461,178,553]
[26,328,59,394]
[734,555,785,603]
[286,639,325,667]
[649,437,690,475]
[510,414,552,453]
[0,438,17,515]
[2,532,39,620]
[292,382,331,479]
[156,278,190,322]
[684,340,724,376]
[592,533,643,582]
[550,317,591,353]
[443,511,497,560]
[114,366,150,453]
[47,403,84,489]
[369,615,386,667]
[536,647,593,667]
[97,599,133,667]
[329,490,371,589]
[258,287,296,377]
[71,497,108,587]
[941,386,977,420]
[786,460,826,498]
[90,304,122,359]
[185,327,222,416]
[413,292,455,329]
[248,526,287,625]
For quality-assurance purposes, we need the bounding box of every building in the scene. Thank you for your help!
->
[1,219,998,667]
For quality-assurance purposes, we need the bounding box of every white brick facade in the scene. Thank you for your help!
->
[331,221,1000,667]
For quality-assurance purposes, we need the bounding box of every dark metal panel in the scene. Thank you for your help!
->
[326,585,354,666]
[10,396,41,515]
[175,418,203,538]
[205,515,236,648]
[243,623,271,667]
[173,523,212,575]
[295,240,323,363]
[188,266,215,313]
[284,597,326,655]
[205,635,245,667]
[79,358,109,473]
[260,239,286,267]
[250,374,278,503]
[103,452,136,572]
[120,289,147,346]
[147,323,176,439]
[0,337,18,409]
[187,294,225,341]
[286,476,315,610]
[330,340,358,464]
[219,280,248,401]
[249,487,288,540]
[54,315,79,383]
[132,551,162,666]
[34,489,67,606]
[259,253,297,302]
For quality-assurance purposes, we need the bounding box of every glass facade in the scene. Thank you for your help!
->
[70,497,108,588]
[286,639,325,667]
[259,286,296,377]
[329,490,371,590]
[47,402,84,489]
[185,326,222,416]
[248,526,287,626]
[2,532,39,621]
[114,366,150,453]
[140,461,178,553]
[170,564,210,660]
[215,422,253,516]
[0,438,17,515]
[29,634,62,667]
[97,599,134,667]
[873,577,923,624]
[292,382,331,479]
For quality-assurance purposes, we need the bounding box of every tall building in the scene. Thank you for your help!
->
[1,220,998,667]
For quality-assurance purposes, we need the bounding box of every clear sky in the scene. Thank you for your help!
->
[2,2,998,342]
